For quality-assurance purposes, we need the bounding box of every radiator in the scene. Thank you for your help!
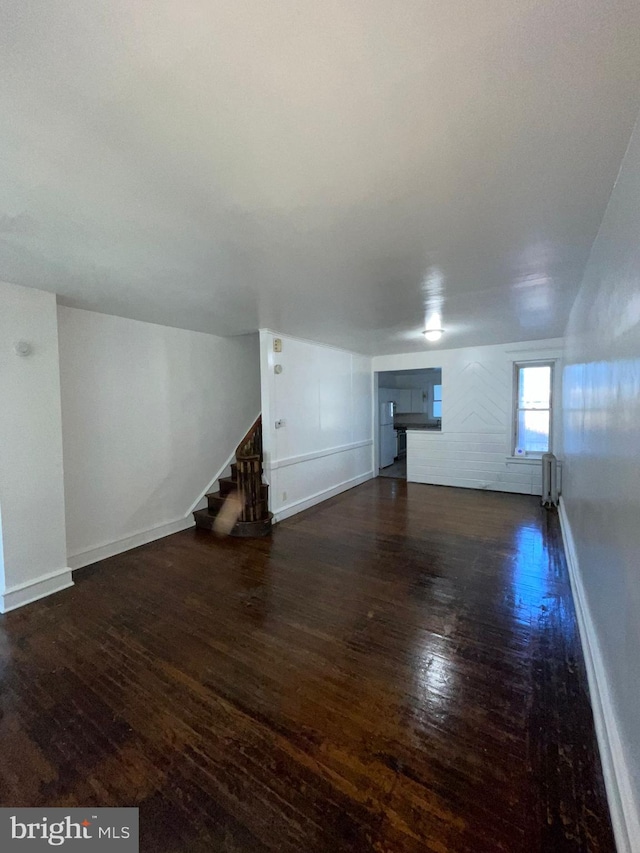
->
[541,452,559,508]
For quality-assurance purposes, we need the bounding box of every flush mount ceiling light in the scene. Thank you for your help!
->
[423,328,443,342]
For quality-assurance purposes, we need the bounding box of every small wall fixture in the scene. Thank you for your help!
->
[423,329,443,342]
[274,364,283,374]
[14,340,33,357]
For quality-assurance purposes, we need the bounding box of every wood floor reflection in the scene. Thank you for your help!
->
[0,480,614,852]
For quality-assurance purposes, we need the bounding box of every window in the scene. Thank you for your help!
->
[513,363,553,455]
[432,384,442,418]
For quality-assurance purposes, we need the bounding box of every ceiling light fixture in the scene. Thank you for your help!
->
[423,328,443,342]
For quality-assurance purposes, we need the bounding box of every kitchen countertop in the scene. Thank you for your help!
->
[395,424,441,431]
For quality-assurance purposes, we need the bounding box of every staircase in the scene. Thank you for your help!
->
[193,416,273,537]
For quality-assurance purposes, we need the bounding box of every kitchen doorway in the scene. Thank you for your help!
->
[375,368,442,480]
[378,456,407,479]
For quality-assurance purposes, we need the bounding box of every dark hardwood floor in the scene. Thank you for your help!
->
[0,479,613,852]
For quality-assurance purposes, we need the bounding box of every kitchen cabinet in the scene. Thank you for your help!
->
[411,389,425,413]
[380,386,428,414]
[396,389,412,413]
[385,387,426,413]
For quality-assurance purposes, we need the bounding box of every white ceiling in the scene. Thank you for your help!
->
[2,1,640,355]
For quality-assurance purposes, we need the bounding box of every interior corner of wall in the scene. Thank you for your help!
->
[0,502,5,593]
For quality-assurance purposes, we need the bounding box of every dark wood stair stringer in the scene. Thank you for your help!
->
[193,416,273,537]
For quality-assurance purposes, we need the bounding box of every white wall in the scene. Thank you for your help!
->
[0,281,70,612]
[260,330,373,521]
[561,114,640,851]
[374,338,563,495]
[59,308,260,568]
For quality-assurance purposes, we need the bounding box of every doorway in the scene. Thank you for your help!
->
[378,457,407,479]
[375,367,443,480]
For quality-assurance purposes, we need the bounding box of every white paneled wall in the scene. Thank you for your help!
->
[260,330,373,521]
[407,432,561,494]
[560,111,640,851]
[375,338,564,496]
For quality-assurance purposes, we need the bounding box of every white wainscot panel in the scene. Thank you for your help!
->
[406,431,550,495]
[272,443,373,521]
[273,338,354,459]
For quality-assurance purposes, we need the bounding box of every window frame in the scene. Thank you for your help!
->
[432,383,442,419]
[512,360,554,457]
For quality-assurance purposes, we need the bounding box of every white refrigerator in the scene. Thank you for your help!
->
[379,401,397,468]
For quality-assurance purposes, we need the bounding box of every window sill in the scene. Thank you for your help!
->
[506,455,562,464]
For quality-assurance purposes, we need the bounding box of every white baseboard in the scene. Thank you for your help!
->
[273,470,374,523]
[558,497,640,853]
[68,516,195,570]
[1,566,74,613]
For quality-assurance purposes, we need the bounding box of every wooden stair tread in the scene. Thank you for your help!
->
[194,507,273,538]
[194,508,218,520]
[218,476,237,496]
[206,484,268,501]
[206,492,267,514]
